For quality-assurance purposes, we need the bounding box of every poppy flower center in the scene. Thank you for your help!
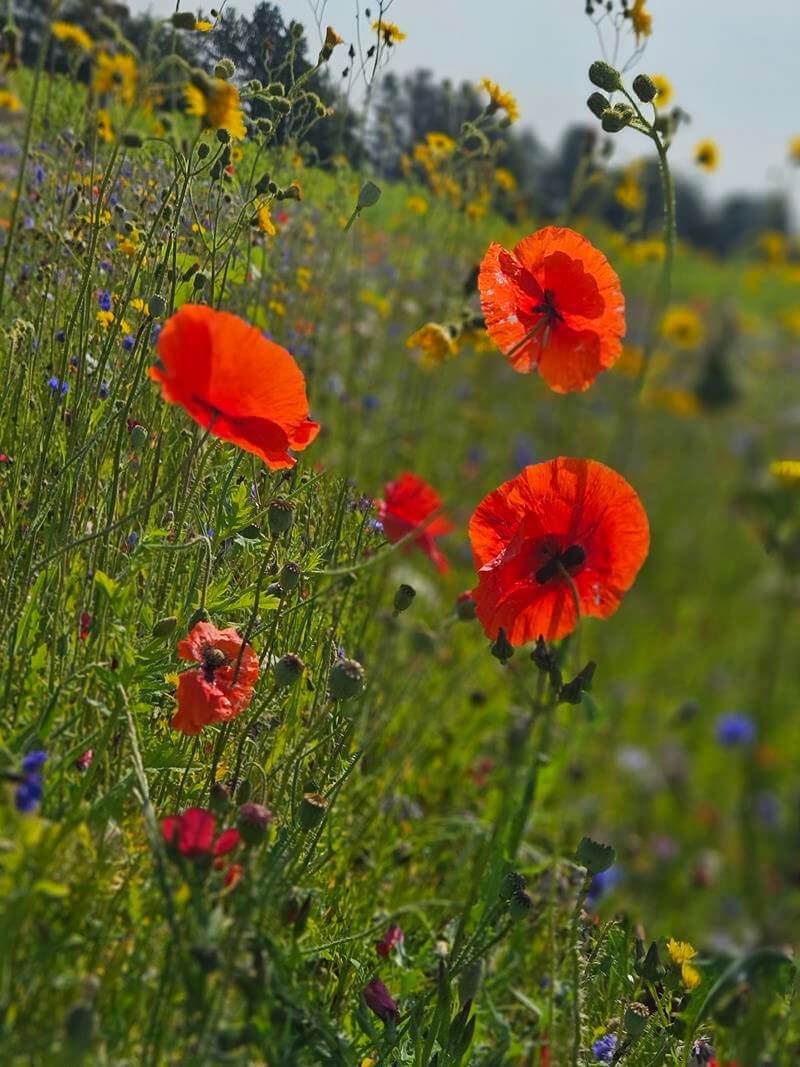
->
[532,288,564,325]
[200,644,228,677]
[534,542,586,585]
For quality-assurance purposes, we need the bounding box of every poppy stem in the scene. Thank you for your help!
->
[232,535,278,685]
[555,560,582,669]
[504,315,549,361]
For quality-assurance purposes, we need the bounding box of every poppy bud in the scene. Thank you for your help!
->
[393,583,415,615]
[274,652,304,688]
[559,661,597,704]
[237,802,273,845]
[299,791,327,829]
[130,425,148,452]
[328,657,365,700]
[455,591,477,621]
[632,73,657,103]
[267,497,295,536]
[362,977,400,1026]
[509,888,533,920]
[500,870,527,900]
[624,1001,650,1038]
[635,940,663,983]
[171,11,197,28]
[152,615,177,637]
[187,606,210,629]
[236,778,251,804]
[122,131,144,149]
[490,627,514,663]
[190,944,220,973]
[587,92,609,119]
[215,128,230,146]
[601,105,633,133]
[147,294,166,317]
[214,58,236,80]
[278,561,301,591]
[197,142,210,160]
[64,1003,95,1053]
[193,272,207,291]
[291,21,304,38]
[357,180,382,210]
[589,60,622,92]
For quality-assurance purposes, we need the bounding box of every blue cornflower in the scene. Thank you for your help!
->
[99,382,109,400]
[22,751,47,773]
[34,165,44,183]
[592,1034,617,1063]
[586,865,621,907]
[55,329,66,343]
[150,324,161,345]
[122,335,135,350]
[47,376,69,396]
[127,531,140,551]
[715,711,756,747]
[367,518,384,533]
[97,289,112,311]
[15,750,47,813]
[362,395,380,411]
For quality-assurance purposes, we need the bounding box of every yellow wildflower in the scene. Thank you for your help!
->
[93,51,138,107]
[630,0,652,43]
[195,20,214,32]
[372,20,406,43]
[359,289,390,317]
[405,195,429,215]
[406,322,457,367]
[788,136,800,165]
[97,109,114,144]
[659,306,705,350]
[628,238,665,264]
[694,139,720,172]
[667,938,701,989]
[616,345,644,377]
[257,204,277,236]
[770,460,800,483]
[780,307,800,338]
[651,74,672,108]
[494,167,517,191]
[479,78,520,123]
[184,78,247,140]
[0,90,22,113]
[757,230,786,265]
[642,386,700,418]
[615,165,644,212]
[268,299,286,317]
[324,27,343,49]
[426,131,456,157]
[51,21,93,51]
[97,309,115,328]
[130,298,147,313]
[296,267,312,292]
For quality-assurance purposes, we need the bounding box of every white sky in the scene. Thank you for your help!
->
[130,0,800,215]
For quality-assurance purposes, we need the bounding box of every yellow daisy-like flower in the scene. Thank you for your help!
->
[694,139,720,172]
[770,460,800,483]
[667,939,702,989]
[659,305,705,350]
[52,21,93,51]
[325,27,343,49]
[652,74,672,108]
[642,386,700,418]
[615,345,645,377]
[372,19,406,43]
[630,0,652,43]
[426,131,456,157]
[628,238,665,264]
[0,89,22,113]
[257,204,277,236]
[780,307,800,338]
[788,136,800,165]
[758,230,786,265]
[494,167,517,191]
[184,78,247,140]
[195,20,214,32]
[93,51,138,107]
[97,109,114,144]
[406,322,458,367]
[405,195,429,215]
[615,172,644,213]
[479,78,520,123]
[97,309,115,328]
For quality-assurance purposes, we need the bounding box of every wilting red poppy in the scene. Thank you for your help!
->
[362,977,400,1025]
[478,227,625,392]
[377,472,453,573]
[161,807,241,858]
[151,304,319,468]
[171,621,259,736]
[375,924,404,958]
[470,458,649,644]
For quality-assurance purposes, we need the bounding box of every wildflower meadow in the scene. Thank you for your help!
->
[0,1,798,1064]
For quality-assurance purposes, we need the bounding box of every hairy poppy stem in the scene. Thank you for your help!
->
[232,535,278,685]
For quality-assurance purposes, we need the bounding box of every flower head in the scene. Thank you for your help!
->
[788,136,800,165]
[376,924,404,958]
[667,938,702,990]
[15,750,47,813]
[93,51,138,107]
[162,806,241,858]
[629,0,652,43]
[651,74,673,108]
[479,78,520,123]
[770,459,800,484]
[185,77,247,140]
[0,90,22,113]
[592,1034,617,1063]
[694,139,720,172]
[659,305,704,350]
[479,226,625,392]
[151,304,320,469]
[362,977,400,1025]
[170,620,259,735]
[372,19,406,43]
[52,21,93,51]
[470,459,649,644]
[377,472,453,574]
[715,711,756,747]
[406,322,457,367]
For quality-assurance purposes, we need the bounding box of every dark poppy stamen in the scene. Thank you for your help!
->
[535,543,586,585]
[200,644,227,675]
[532,288,564,324]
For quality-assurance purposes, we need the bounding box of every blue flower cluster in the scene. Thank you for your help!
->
[15,750,47,813]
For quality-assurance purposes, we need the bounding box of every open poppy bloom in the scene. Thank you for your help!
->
[478,227,625,392]
[151,304,319,469]
[171,620,259,735]
[469,458,649,643]
[377,472,453,574]
[161,807,241,858]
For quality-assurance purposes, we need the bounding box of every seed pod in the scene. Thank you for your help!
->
[187,606,210,630]
[147,294,166,317]
[587,92,609,119]
[278,561,301,591]
[267,497,294,536]
[152,615,177,638]
[237,802,273,846]
[632,73,657,103]
[392,583,415,615]
[328,657,365,700]
[299,791,327,829]
[589,59,622,92]
[274,652,304,688]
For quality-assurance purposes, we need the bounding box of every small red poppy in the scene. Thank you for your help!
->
[479,227,625,392]
[162,807,241,858]
[469,458,649,644]
[377,472,453,574]
[171,621,259,736]
[375,924,404,958]
[151,304,320,469]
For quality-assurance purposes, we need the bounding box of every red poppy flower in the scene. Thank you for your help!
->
[151,304,320,469]
[470,458,649,644]
[161,807,241,858]
[478,226,625,392]
[362,977,400,1025]
[171,621,259,736]
[377,472,453,574]
[375,924,404,958]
